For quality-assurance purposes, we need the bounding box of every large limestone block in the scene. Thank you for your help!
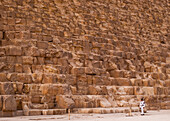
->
[37,41,48,49]
[130,79,143,86]
[71,67,85,75]
[142,87,154,95]
[31,95,42,104]
[110,70,123,78]
[107,86,117,95]
[0,73,7,82]
[52,85,69,95]
[0,82,15,95]
[73,96,85,108]
[43,65,58,73]
[14,82,23,94]
[152,73,160,79]
[154,87,165,95]
[148,79,156,86]
[29,110,42,116]
[37,57,44,65]
[100,86,108,95]
[143,79,149,86]
[106,62,118,71]
[31,104,45,109]
[42,74,54,83]
[88,85,100,95]
[116,86,134,95]
[53,109,66,115]
[134,87,154,95]
[17,74,32,84]
[32,73,43,83]
[22,56,33,65]
[15,64,23,73]
[22,65,32,73]
[117,100,129,107]
[2,96,17,111]
[32,65,43,73]
[5,46,22,56]
[116,78,131,86]
[85,67,97,75]
[56,96,75,109]
[2,111,16,117]
[134,87,144,95]
[92,76,101,85]
[100,98,111,108]
[116,87,126,95]
[40,84,52,95]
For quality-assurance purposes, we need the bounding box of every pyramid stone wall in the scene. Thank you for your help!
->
[0,0,170,116]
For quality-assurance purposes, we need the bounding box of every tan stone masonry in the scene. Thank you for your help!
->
[0,0,169,117]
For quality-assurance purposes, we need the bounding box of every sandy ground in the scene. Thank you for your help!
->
[0,110,170,121]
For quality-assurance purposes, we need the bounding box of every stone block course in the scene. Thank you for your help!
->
[0,0,169,117]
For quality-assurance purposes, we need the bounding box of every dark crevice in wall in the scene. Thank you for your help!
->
[2,31,5,40]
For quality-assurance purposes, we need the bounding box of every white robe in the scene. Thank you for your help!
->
[140,101,145,114]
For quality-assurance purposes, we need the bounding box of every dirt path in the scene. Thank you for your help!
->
[0,110,169,121]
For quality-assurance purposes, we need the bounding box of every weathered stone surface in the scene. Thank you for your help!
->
[166,57,170,64]
[134,87,154,95]
[116,86,134,95]
[37,41,48,49]
[15,64,22,73]
[116,78,131,86]
[32,73,43,83]
[71,67,85,75]
[22,65,32,73]
[22,56,33,65]
[42,74,54,83]
[88,85,100,95]
[5,46,22,56]
[0,73,7,82]
[17,74,32,84]
[29,110,42,116]
[53,109,66,115]
[0,83,15,95]
[165,80,170,87]
[1,111,16,117]
[100,98,111,108]
[110,70,123,78]
[56,96,75,109]
[0,0,169,117]
[2,96,17,111]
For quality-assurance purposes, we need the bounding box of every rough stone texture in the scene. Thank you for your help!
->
[56,96,75,109]
[2,96,17,111]
[0,0,169,117]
